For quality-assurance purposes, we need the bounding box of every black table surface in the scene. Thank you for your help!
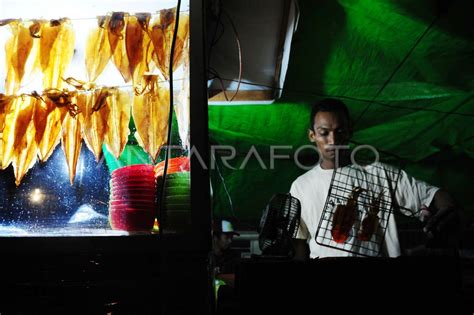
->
[235,255,467,314]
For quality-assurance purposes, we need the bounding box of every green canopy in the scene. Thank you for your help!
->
[209,0,474,228]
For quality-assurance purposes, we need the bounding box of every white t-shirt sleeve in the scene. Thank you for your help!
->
[290,181,310,240]
[395,168,439,217]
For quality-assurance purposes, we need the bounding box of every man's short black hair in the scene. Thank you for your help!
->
[309,98,351,130]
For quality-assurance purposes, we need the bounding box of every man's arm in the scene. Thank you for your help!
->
[424,190,462,242]
[292,239,309,261]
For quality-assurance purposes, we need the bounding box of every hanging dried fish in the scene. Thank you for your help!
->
[150,9,189,79]
[4,20,35,94]
[77,89,110,161]
[1,96,20,169]
[150,9,173,79]
[107,12,132,83]
[43,88,80,118]
[1,96,35,170]
[125,14,146,83]
[40,18,75,89]
[104,88,131,158]
[33,96,68,162]
[173,12,189,68]
[61,109,82,185]
[113,41,132,83]
[175,77,190,149]
[13,122,37,186]
[63,77,96,91]
[40,20,60,71]
[12,98,37,186]
[0,94,13,131]
[132,75,170,162]
[174,37,190,148]
[0,94,14,169]
[85,16,112,82]
[108,12,126,53]
[29,20,42,38]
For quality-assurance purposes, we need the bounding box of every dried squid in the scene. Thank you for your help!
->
[331,187,364,243]
[1,96,35,172]
[61,106,82,185]
[107,12,126,57]
[132,75,170,162]
[4,20,37,95]
[150,9,189,79]
[40,18,75,89]
[12,97,37,186]
[357,190,384,241]
[174,37,190,148]
[104,88,131,158]
[77,89,110,161]
[0,94,13,132]
[33,96,68,162]
[85,16,112,82]
[0,94,14,169]
[108,12,132,83]
[125,13,153,86]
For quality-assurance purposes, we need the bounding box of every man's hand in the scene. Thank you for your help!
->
[423,190,462,247]
[423,206,459,237]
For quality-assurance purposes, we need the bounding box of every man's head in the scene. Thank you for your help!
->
[212,218,240,254]
[308,98,352,169]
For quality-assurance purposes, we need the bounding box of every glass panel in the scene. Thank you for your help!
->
[0,0,190,236]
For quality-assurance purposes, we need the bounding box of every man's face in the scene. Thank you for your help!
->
[308,111,350,168]
[216,233,234,251]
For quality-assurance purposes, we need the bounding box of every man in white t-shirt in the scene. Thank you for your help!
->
[290,98,459,260]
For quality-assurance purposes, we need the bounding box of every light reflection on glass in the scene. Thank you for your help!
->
[30,188,44,204]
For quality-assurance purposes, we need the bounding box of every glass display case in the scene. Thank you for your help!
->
[0,0,207,236]
[0,0,210,313]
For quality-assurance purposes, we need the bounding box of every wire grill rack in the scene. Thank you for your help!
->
[315,160,402,257]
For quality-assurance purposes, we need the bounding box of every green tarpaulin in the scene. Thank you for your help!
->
[209,0,474,228]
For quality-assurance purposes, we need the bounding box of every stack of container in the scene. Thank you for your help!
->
[109,164,156,231]
[155,157,190,230]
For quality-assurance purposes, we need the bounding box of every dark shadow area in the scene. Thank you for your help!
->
[397,0,474,91]
[281,0,347,103]
[235,256,467,314]
[0,249,211,314]
[397,0,474,42]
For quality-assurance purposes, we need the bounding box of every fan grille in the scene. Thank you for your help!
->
[258,193,301,256]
